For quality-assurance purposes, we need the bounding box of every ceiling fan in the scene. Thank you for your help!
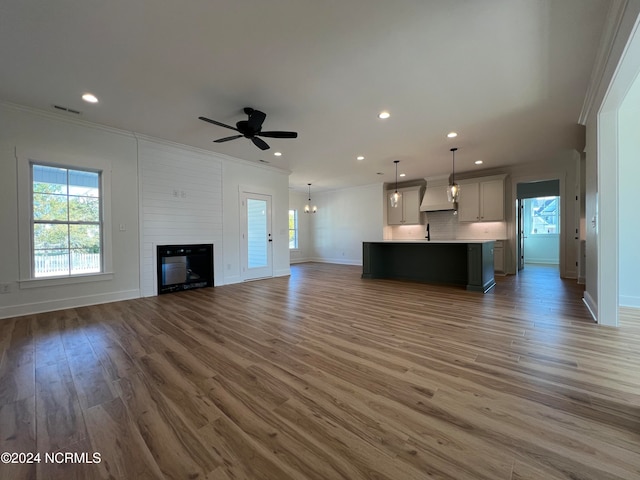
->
[198,107,297,151]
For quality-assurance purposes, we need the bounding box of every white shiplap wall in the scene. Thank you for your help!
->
[138,138,223,296]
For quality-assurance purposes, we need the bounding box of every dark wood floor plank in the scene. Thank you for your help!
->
[0,396,36,480]
[34,361,88,453]
[115,371,220,478]
[84,397,165,480]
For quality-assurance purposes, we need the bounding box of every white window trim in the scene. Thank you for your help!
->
[16,147,113,288]
[288,209,299,250]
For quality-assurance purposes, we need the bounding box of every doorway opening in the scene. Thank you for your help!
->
[516,180,561,274]
[522,196,560,267]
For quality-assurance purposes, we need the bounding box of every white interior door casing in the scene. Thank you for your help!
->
[240,192,273,281]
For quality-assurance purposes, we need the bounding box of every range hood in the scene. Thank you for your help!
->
[420,175,456,212]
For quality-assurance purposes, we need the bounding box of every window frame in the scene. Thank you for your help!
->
[529,196,560,235]
[288,209,299,250]
[31,162,104,278]
[17,148,113,287]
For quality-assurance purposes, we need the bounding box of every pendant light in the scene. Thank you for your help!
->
[446,148,460,203]
[304,183,317,213]
[390,160,401,208]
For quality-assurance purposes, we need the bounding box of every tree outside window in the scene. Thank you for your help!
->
[288,209,298,249]
[32,164,102,277]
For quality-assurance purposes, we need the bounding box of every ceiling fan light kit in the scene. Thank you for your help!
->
[199,107,297,151]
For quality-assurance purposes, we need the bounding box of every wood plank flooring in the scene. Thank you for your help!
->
[1,263,640,479]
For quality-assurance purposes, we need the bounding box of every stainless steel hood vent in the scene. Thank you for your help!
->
[420,175,456,212]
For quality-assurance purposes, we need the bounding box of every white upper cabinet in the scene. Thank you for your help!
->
[387,186,423,225]
[458,175,506,222]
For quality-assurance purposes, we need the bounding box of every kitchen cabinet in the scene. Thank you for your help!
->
[387,186,423,225]
[458,175,506,222]
[493,240,505,274]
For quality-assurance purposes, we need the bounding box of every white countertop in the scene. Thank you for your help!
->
[368,239,497,244]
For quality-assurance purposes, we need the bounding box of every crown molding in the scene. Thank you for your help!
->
[0,100,136,139]
[579,0,630,125]
[0,100,290,176]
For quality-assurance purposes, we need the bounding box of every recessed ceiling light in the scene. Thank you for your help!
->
[274,152,282,156]
[475,160,483,165]
[447,132,457,138]
[399,173,406,177]
[82,93,98,104]
[378,111,390,119]
[357,156,365,161]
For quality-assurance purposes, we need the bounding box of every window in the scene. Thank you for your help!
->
[529,196,559,235]
[288,209,298,249]
[31,163,102,277]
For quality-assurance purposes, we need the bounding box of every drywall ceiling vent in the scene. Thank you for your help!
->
[52,105,82,115]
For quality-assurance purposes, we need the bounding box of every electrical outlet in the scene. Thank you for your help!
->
[0,283,12,294]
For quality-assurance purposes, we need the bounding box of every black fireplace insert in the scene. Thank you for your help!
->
[157,244,213,294]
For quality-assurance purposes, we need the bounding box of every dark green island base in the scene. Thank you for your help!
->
[362,240,496,293]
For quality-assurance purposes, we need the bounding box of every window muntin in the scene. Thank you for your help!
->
[288,209,298,249]
[32,164,102,277]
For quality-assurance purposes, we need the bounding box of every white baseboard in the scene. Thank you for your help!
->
[0,289,141,320]
[583,291,597,323]
[222,274,242,285]
[290,258,312,264]
[309,257,362,266]
[274,268,291,278]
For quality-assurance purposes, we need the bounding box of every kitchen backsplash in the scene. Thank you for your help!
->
[388,211,508,240]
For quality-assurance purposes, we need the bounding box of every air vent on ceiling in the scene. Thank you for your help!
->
[53,105,82,115]
[258,159,270,164]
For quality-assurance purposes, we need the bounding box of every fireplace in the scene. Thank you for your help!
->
[156,244,213,294]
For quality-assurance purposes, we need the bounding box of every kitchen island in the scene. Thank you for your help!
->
[362,240,496,293]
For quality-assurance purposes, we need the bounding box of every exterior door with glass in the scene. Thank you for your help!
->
[241,192,273,280]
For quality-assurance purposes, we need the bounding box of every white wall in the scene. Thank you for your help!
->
[137,138,223,296]
[310,183,384,265]
[0,104,140,318]
[584,112,598,317]
[289,190,313,263]
[618,79,640,307]
[524,235,560,265]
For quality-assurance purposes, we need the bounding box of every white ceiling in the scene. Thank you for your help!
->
[0,0,610,191]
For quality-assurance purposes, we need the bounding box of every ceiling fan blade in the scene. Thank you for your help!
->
[246,109,266,131]
[214,134,243,143]
[257,131,298,139]
[251,136,270,150]
[198,116,239,132]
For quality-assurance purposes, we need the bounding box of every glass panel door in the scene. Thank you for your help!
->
[241,192,273,280]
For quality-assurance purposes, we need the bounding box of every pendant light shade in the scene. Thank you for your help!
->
[390,160,401,208]
[446,148,460,203]
[304,183,317,213]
